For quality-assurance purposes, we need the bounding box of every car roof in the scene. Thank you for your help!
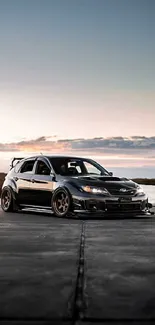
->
[44,155,87,160]
[19,155,90,161]
[11,155,97,171]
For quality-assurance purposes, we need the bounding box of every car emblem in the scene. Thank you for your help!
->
[119,188,127,192]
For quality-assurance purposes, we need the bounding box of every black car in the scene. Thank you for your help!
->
[1,155,152,217]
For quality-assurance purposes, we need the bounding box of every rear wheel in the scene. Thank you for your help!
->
[1,187,15,212]
[51,188,73,217]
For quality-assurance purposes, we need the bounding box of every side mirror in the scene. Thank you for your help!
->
[109,172,113,176]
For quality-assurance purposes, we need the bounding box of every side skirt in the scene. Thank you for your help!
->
[20,204,52,211]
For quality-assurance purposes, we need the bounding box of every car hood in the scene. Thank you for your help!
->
[70,175,139,191]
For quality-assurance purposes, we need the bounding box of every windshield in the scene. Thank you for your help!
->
[49,157,110,176]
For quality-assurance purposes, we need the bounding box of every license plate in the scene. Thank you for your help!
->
[119,197,132,202]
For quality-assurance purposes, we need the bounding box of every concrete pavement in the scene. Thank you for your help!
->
[85,217,155,320]
[0,207,155,324]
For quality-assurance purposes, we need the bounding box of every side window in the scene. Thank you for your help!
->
[20,160,35,174]
[35,160,50,175]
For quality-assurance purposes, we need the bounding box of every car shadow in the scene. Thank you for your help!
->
[19,209,154,221]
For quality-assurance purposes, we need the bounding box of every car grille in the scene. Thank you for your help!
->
[108,189,136,196]
[84,200,145,212]
[106,203,142,212]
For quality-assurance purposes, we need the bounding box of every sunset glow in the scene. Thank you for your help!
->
[0,0,155,175]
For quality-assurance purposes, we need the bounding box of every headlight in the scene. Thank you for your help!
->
[81,185,109,195]
[136,186,145,196]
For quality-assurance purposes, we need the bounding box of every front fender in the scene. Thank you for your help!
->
[54,180,80,196]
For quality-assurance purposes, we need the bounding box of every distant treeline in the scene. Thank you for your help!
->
[0,173,155,195]
[132,178,155,186]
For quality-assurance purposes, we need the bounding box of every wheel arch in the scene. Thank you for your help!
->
[51,185,74,217]
[53,185,72,198]
[1,184,17,201]
[54,180,80,196]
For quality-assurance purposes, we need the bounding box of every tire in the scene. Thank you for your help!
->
[51,188,73,217]
[1,187,15,212]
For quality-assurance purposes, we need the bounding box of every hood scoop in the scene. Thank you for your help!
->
[99,176,122,182]
[76,175,125,182]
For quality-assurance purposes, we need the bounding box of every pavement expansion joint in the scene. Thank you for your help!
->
[72,222,87,324]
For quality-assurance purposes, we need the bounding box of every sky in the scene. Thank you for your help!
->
[0,0,155,172]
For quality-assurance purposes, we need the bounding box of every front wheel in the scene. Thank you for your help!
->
[51,188,73,217]
[1,187,15,212]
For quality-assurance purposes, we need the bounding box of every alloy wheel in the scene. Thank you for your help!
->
[54,192,69,215]
[1,189,12,211]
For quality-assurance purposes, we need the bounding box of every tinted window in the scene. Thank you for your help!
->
[50,158,84,175]
[20,160,35,173]
[35,160,50,175]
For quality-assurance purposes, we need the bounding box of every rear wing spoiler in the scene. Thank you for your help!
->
[10,157,24,170]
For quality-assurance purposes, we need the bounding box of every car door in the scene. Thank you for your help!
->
[14,158,36,205]
[29,158,55,207]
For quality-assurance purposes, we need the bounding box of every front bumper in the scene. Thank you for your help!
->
[73,193,151,214]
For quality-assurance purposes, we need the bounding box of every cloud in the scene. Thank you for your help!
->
[0,136,155,155]
[70,137,155,150]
